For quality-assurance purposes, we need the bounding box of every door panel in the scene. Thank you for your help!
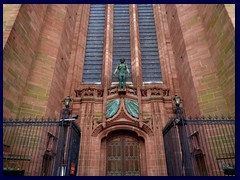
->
[107,137,122,176]
[106,135,140,176]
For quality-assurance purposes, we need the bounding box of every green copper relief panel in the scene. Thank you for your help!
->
[106,99,120,119]
[124,99,139,118]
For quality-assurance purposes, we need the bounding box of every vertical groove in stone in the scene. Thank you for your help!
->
[102,4,113,87]
[129,4,142,87]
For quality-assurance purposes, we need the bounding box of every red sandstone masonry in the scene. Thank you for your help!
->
[165,4,201,116]
[11,5,81,118]
[101,4,113,121]
[3,4,48,117]
[224,4,235,28]
[165,4,233,116]
[18,5,68,117]
[67,5,90,94]
[102,4,114,88]
[3,4,235,176]
[64,5,84,97]
[45,5,80,117]
[154,5,180,97]
[3,4,21,48]
[153,5,182,123]
[129,4,142,88]
[197,4,235,115]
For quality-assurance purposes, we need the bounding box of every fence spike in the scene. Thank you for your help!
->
[221,114,225,120]
[227,114,232,120]
[208,115,212,120]
[202,115,205,120]
[34,116,38,122]
[195,115,199,120]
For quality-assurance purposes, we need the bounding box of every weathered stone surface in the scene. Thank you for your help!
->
[3,4,234,176]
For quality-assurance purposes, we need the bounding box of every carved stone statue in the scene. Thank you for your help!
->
[114,58,130,90]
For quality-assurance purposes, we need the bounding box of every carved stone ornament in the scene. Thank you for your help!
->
[75,87,103,98]
[124,98,139,118]
[141,86,170,97]
[106,99,120,119]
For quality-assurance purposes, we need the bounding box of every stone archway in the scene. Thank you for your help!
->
[91,118,157,176]
[100,130,146,176]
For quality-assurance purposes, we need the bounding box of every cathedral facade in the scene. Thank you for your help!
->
[3,4,235,176]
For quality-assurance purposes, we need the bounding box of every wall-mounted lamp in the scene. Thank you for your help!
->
[64,96,72,108]
[173,95,181,107]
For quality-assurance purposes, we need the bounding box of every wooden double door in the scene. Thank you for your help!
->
[106,135,140,176]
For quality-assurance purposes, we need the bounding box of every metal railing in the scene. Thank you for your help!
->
[163,108,235,176]
[3,117,80,176]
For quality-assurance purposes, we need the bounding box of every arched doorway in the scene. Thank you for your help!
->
[105,131,145,176]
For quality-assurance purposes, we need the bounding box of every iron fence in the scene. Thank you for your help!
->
[3,117,81,176]
[163,111,235,176]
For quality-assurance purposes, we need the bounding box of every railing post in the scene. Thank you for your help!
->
[173,95,194,176]
[56,96,80,176]
[57,97,72,176]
